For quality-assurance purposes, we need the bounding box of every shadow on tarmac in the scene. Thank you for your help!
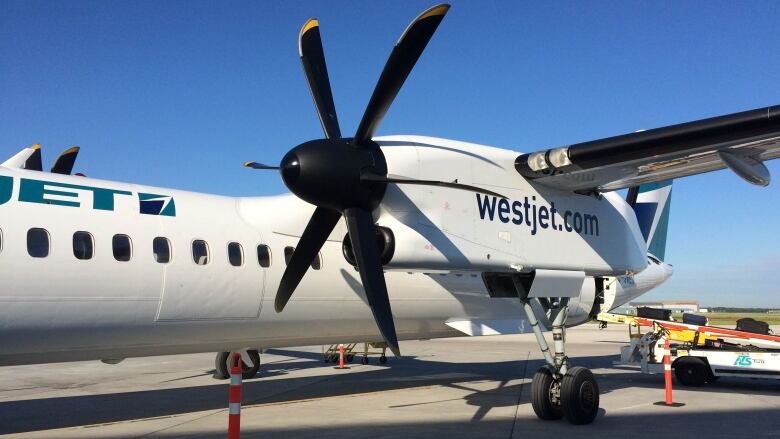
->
[1,351,778,435]
[144,407,780,439]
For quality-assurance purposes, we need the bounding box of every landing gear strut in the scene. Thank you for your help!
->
[521,297,600,425]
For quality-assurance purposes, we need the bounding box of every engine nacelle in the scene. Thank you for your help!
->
[342,226,395,266]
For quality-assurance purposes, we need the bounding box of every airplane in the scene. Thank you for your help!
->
[0,3,778,425]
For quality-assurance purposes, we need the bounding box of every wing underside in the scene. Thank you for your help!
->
[515,106,780,192]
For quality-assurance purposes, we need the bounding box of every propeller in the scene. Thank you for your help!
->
[24,144,42,171]
[51,146,80,174]
[23,144,81,175]
[243,161,280,170]
[246,4,458,356]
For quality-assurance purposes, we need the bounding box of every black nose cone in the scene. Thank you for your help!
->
[280,152,301,187]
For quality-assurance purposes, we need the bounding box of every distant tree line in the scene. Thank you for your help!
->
[706,307,780,313]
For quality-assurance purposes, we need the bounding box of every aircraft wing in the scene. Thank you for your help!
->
[514,105,780,192]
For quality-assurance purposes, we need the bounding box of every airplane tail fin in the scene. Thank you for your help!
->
[629,180,673,261]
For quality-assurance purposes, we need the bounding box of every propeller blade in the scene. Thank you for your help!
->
[353,4,450,144]
[361,173,507,199]
[276,206,341,312]
[244,161,280,170]
[51,146,80,174]
[24,144,42,171]
[299,18,342,139]
[344,207,400,356]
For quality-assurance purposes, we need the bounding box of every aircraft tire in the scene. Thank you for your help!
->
[531,367,563,420]
[213,352,230,379]
[560,367,600,425]
[215,350,261,380]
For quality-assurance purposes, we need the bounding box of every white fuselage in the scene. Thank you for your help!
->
[0,136,670,365]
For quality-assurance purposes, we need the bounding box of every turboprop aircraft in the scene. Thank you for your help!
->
[1,3,779,425]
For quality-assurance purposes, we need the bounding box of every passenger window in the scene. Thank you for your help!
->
[153,237,171,263]
[257,244,271,268]
[192,240,209,265]
[284,246,294,265]
[113,234,132,262]
[73,231,94,260]
[281,246,320,269]
[27,228,50,258]
[228,242,243,267]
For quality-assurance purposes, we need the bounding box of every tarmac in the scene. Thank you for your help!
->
[1,324,779,439]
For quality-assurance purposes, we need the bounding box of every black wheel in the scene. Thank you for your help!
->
[244,350,261,379]
[219,350,261,380]
[531,367,563,420]
[379,355,387,364]
[560,367,600,425]
[213,352,230,380]
[346,354,355,363]
[674,358,707,387]
[361,356,369,365]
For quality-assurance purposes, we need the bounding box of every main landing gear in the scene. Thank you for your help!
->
[213,350,260,380]
[521,297,600,425]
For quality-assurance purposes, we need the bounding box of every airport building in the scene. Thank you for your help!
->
[627,300,700,313]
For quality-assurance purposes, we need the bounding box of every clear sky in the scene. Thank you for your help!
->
[1,1,778,306]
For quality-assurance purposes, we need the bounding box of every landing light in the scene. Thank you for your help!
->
[548,147,572,168]
[527,152,549,172]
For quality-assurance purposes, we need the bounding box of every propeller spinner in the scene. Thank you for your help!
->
[247,4,452,357]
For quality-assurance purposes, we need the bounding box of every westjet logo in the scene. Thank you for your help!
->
[476,194,599,236]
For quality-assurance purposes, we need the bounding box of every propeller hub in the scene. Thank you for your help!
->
[280,138,388,212]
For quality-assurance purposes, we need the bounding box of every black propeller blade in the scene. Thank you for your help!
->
[244,161,280,170]
[299,19,341,139]
[25,144,42,171]
[275,206,341,312]
[51,146,80,175]
[257,4,452,356]
[23,144,81,174]
[354,4,450,144]
[344,208,400,356]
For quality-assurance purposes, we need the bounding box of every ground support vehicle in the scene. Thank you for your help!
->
[597,312,780,385]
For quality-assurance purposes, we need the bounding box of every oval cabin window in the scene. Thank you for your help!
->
[72,231,94,260]
[153,237,171,263]
[27,228,50,258]
[192,240,209,265]
[228,242,243,267]
[113,234,132,262]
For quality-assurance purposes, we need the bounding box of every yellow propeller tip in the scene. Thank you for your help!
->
[31,144,41,150]
[301,18,319,35]
[420,4,450,20]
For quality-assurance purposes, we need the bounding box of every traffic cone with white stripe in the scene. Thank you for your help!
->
[228,352,242,438]
[655,336,684,407]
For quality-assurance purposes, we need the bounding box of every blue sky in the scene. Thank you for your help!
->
[1,1,778,306]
